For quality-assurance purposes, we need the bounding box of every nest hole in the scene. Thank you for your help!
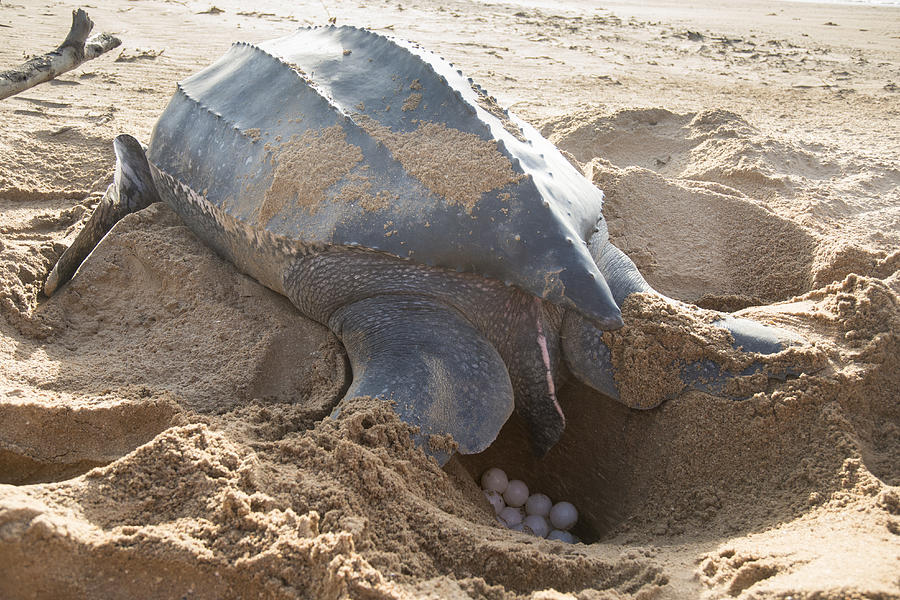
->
[457,380,646,544]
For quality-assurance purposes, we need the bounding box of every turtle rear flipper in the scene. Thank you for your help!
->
[45,134,160,296]
[563,224,819,407]
[327,294,514,465]
[564,305,809,408]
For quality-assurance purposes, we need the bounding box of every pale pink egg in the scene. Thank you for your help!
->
[525,493,552,517]
[484,490,505,514]
[499,506,523,527]
[480,468,509,494]
[522,514,550,538]
[547,529,576,543]
[549,501,578,531]
[502,479,529,507]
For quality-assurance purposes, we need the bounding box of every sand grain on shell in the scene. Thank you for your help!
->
[401,92,422,111]
[472,86,529,143]
[360,118,520,213]
[259,125,363,224]
[332,173,395,213]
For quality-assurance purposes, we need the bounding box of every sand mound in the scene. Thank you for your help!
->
[0,204,345,488]
[0,398,670,599]
[0,392,177,485]
[541,107,899,309]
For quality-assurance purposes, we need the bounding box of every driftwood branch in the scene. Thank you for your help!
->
[0,9,121,101]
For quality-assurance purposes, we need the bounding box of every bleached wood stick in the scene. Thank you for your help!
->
[0,9,121,101]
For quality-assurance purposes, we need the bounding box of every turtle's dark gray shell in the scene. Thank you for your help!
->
[148,25,619,326]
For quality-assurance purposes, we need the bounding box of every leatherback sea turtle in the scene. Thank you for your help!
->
[45,26,801,463]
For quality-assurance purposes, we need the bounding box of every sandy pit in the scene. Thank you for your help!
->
[1,0,898,598]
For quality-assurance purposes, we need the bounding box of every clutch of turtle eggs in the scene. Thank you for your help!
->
[481,468,579,543]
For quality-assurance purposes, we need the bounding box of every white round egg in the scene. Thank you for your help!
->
[499,506,523,527]
[549,501,578,530]
[503,479,529,507]
[525,493,552,517]
[547,529,576,543]
[481,468,509,494]
[484,490,505,514]
[522,514,550,538]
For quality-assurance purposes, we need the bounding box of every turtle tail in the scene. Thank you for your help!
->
[44,135,160,296]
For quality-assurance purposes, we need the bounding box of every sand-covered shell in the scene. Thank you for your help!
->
[148,25,618,325]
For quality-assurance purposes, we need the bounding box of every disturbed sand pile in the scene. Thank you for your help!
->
[1,1,898,598]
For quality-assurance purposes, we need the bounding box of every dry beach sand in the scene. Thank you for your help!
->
[1,0,899,598]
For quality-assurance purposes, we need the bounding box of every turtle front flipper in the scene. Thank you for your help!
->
[45,134,160,296]
[562,224,818,408]
[327,294,514,465]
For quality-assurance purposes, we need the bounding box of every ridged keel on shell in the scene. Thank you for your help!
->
[148,25,621,327]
